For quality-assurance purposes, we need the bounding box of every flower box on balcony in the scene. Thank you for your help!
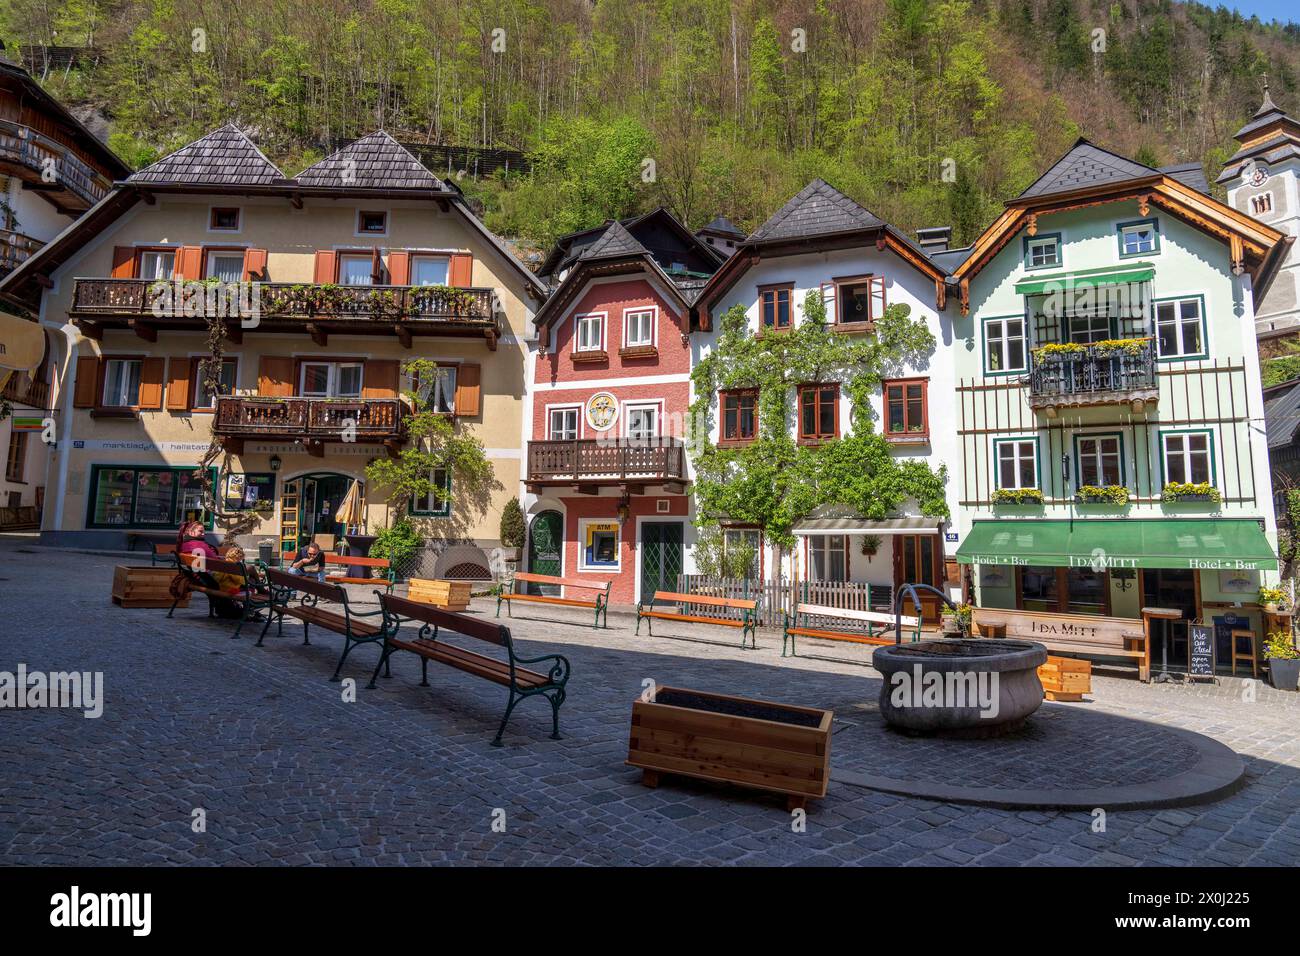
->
[1075,484,1130,505]
[1161,482,1221,503]
[992,488,1044,505]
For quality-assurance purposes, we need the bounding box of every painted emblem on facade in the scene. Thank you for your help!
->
[585,392,619,431]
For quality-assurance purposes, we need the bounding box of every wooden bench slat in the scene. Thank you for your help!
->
[500,593,598,609]
[512,571,611,592]
[640,611,745,627]
[652,590,757,610]
[786,627,894,646]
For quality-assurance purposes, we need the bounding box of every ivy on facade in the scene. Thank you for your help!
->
[688,291,949,550]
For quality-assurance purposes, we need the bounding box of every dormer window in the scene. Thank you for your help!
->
[358,211,387,234]
[210,207,240,231]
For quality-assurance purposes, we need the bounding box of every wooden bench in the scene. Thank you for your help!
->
[169,551,274,640]
[260,566,386,682]
[373,593,571,747]
[636,591,760,649]
[497,571,611,628]
[151,542,177,566]
[283,551,396,591]
[782,603,922,658]
[973,607,1151,682]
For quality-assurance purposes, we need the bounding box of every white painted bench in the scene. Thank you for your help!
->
[782,603,921,657]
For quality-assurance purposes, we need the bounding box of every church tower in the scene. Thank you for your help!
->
[1218,80,1300,340]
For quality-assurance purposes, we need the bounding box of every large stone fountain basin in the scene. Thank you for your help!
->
[873,638,1048,737]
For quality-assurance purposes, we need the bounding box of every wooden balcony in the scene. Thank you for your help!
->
[1028,341,1159,413]
[0,372,49,408]
[212,396,406,457]
[0,229,42,277]
[68,279,501,348]
[0,118,112,212]
[526,438,688,493]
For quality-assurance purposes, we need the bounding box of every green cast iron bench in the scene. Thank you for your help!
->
[497,571,611,628]
[636,590,760,649]
[260,565,386,682]
[782,603,922,657]
[373,593,571,747]
[169,551,275,641]
[283,551,396,592]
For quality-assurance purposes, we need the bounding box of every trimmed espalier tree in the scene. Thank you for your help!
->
[688,290,949,571]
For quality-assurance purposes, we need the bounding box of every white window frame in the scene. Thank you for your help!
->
[1155,297,1206,359]
[623,401,661,440]
[102,358,143,408]
[1162,432,1214,486]
[194,356,239,409]
[299,362,364,398]
[338,254,374,286]
[985,317,1027,373]
[623,306,657,348]
[573,311,606,353]
[808,534,847,582]
[1077,434,1122,487]
[410,255,451,287]
[1120,222,1157,256]
[546,404,582,440]
[1067,312,1110,344]
[411,467,451,516]
[138,249,176,281]
[995,437,1038,490]
[578,518,621,572]
[205,250,246,282]
[1026,236,1059,269]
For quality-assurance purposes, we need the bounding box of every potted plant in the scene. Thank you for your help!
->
[991,487,1044,505]
[1161,481,1222,503]
[860,534,882,558]
[940,603,973,635]
[499,496,525,564]
[1076,484,1130,504]
[1264,631,1300,691]
[1258,586,1290,614]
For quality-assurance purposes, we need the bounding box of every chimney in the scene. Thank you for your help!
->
[916,226,952,254]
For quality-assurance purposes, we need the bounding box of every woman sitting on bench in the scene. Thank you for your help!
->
[175,522,243,619]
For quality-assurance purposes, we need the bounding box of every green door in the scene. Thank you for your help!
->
[641,522,684,604]
[526,510,563,595]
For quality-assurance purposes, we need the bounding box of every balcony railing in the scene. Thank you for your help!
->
[0,118,111,209]
[212,397,406,442]
[527,438,687,484]
[1028,340,1159,409]
[70,279,497,327]
[0,229,43,276]
[0,373,49,408]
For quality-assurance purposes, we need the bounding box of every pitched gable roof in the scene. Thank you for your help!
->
[578,221,647,261]
[127,124,284,185]
[1016,139,1159,201]
[747,179,884,243]
[699,215,745,238]
[295,130,445,190]
[1159,162,1209,194]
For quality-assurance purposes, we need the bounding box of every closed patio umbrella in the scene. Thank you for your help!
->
[334,480,364,534]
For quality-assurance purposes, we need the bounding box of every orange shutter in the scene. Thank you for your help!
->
[73,356,100,408]
[175,246,204,280]
[313,251,337,284]
[243,248,268,280]
[111,246,136,278]
[448,253,473,287]
[371,246,384,284]
[258,356,296,397]
[361,360,400,399]
[388,251,410,286]
[138,357,166,409]
[454,363,481,416]
[166,358,192,410]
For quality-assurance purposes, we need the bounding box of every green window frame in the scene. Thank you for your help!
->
[85,464,217,530]
[1022,232,1062,271]
[1073,432,1125,488]
[993,436,1040,490]
[983,314,1028,375]
[409,467,451,517]
[1159,429,1216,488]
[1153,294,1208,361]
[1117,217,1160,259]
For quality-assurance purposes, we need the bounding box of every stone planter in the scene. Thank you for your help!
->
[1268,658,1300,692]
[872,638,1048,737]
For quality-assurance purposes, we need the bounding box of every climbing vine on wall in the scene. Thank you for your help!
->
[688,291,949,550]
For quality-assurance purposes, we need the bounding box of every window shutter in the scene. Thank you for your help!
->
[111,246,136,279]
[138,357,166,409]
[73,356,100,408]
[820,281,836,318]
[371,246,384,284]
[313,251,337,284]
[869,275,886,321]
[388,251,410,286]
[258,356,296,397]
[166,358,192,410]
[243,248,268,280]
[448,253,473,287]
[361,359,400,399]
[454,363,481,416]
[176,246,204,280]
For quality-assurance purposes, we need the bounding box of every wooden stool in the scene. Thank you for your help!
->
[1230,629,1257,678]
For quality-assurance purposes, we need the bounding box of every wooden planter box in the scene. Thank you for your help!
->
[112,565,189,609]
[407,578,472,611]
[627,685,833,811]
[1038,655,1091,701]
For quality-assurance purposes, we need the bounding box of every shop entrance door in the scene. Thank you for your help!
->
[641,522,684,605]
[1142,569,1199,673]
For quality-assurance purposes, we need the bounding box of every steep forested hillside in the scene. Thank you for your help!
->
[3,0,1299,253]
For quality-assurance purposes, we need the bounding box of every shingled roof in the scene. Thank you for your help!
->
[1015,139,1160,201]
[747,179,885,243]
[1266,382,1300,449]
[295,130,445,190]
[127,124,284,185]
[699,215,745,238]
[577,221,647,261]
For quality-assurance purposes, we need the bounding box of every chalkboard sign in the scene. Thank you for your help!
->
[1188,624,1215,680]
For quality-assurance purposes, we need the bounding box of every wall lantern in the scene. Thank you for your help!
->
[269,454,282,472]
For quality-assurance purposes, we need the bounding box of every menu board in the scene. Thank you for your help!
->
[1188,623,1215,680]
